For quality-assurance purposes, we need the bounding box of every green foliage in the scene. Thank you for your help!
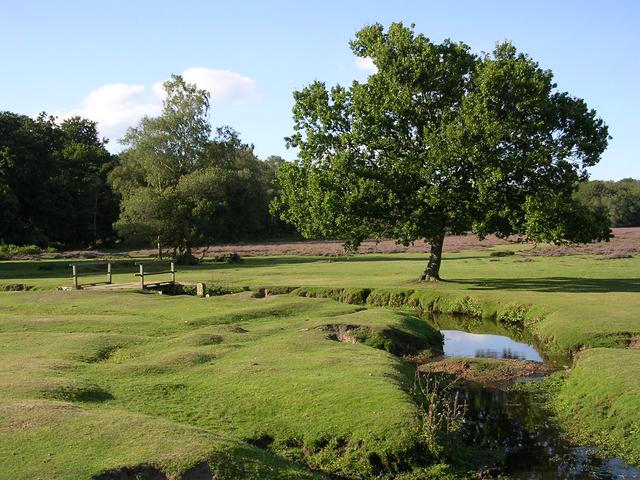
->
[497,304,531,329]
[340,287,371,305]
[0,244,43,256]
[0,283,36,291]
[0,112,118,247]
[412,373,466,460]
[206,284,246,296]
[522,195,611,244]
[275,23,610,279]
[575,178,640,227]
[450,296,482,318]
[110,77,287,261]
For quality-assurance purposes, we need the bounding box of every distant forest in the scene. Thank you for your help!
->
[575,178,640,228]
[0,110,292,250]
[0,109,638,250]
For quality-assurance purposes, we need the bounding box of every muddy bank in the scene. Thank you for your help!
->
[415,357,555,388]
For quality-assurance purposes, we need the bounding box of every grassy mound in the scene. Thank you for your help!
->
[553,348,640,464]
[2,244,639,474]
[0,291,447,478]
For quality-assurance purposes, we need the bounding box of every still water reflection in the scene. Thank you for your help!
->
[457,385,640,479]
[441,329,544,362]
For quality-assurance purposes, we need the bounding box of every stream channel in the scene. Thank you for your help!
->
[423,315,640,479]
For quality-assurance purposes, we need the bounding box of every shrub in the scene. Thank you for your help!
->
[489,250,515,257]
[0,244,43,257]
[497,304,530,328]
[449,296,482,318]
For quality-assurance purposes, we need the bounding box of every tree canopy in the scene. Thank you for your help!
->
[0,112,118,246]
[575,178,640,228]
[274,22,610,280]
[110,75,286,262]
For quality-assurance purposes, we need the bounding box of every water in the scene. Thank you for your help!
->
[441,329,544,362]
[418,314,639,477]
[457,384,640,479]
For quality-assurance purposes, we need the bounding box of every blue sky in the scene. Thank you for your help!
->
[2,0,638,180]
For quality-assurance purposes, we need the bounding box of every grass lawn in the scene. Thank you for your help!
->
[1,243,638,477]
[0,291,447,479]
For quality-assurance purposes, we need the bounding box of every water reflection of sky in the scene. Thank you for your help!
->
[441,330,544,362]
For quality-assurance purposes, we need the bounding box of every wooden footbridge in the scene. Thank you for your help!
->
[69,261,177,291]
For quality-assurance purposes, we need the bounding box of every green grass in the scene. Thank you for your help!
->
[0,290,446,478]
[553,348,640,464]
[3,250,639,353]
[1,246,639,476]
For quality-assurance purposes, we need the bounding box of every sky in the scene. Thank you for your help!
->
[1,0,638,180]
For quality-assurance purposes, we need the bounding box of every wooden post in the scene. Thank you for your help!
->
[72,265,79,289]
[139,264,145,289]
[170,262,176,284]
[107,263,112,284]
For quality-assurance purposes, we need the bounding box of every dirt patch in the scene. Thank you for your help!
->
[629,336,640,349]
[417,357,555,388]
[320,324,361,344]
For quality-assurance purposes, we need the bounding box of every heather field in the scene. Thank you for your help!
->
[1,230,639,478]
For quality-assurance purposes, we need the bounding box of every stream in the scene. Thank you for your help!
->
[423,316,640,479]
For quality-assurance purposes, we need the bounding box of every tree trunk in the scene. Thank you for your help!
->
[420,233,445,281]
[157,236,163,260]
[93,191,98,245]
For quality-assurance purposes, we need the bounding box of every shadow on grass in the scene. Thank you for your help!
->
[0,259,149,280]
[0,258,229,285]
[197,254,484,270]
[452,277,640,293]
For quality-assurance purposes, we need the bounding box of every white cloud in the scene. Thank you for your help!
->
[65,83,162,140]
[60,68,260,147]
[354,56,378,74]
[182,67,261,103]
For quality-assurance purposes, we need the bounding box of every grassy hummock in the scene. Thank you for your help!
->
[1,242,639,476]
[0,291,448,478]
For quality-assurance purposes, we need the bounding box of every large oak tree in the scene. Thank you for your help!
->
[274,23,610,280]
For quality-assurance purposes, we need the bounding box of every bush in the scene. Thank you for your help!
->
[497,304,531,329]
[451,296,482,318]
[0,244,43,257]
[489,250,515,257]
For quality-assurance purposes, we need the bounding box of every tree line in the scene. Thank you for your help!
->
[575,178,640,228]
[0,113,119,247]
[0,80,291,257]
